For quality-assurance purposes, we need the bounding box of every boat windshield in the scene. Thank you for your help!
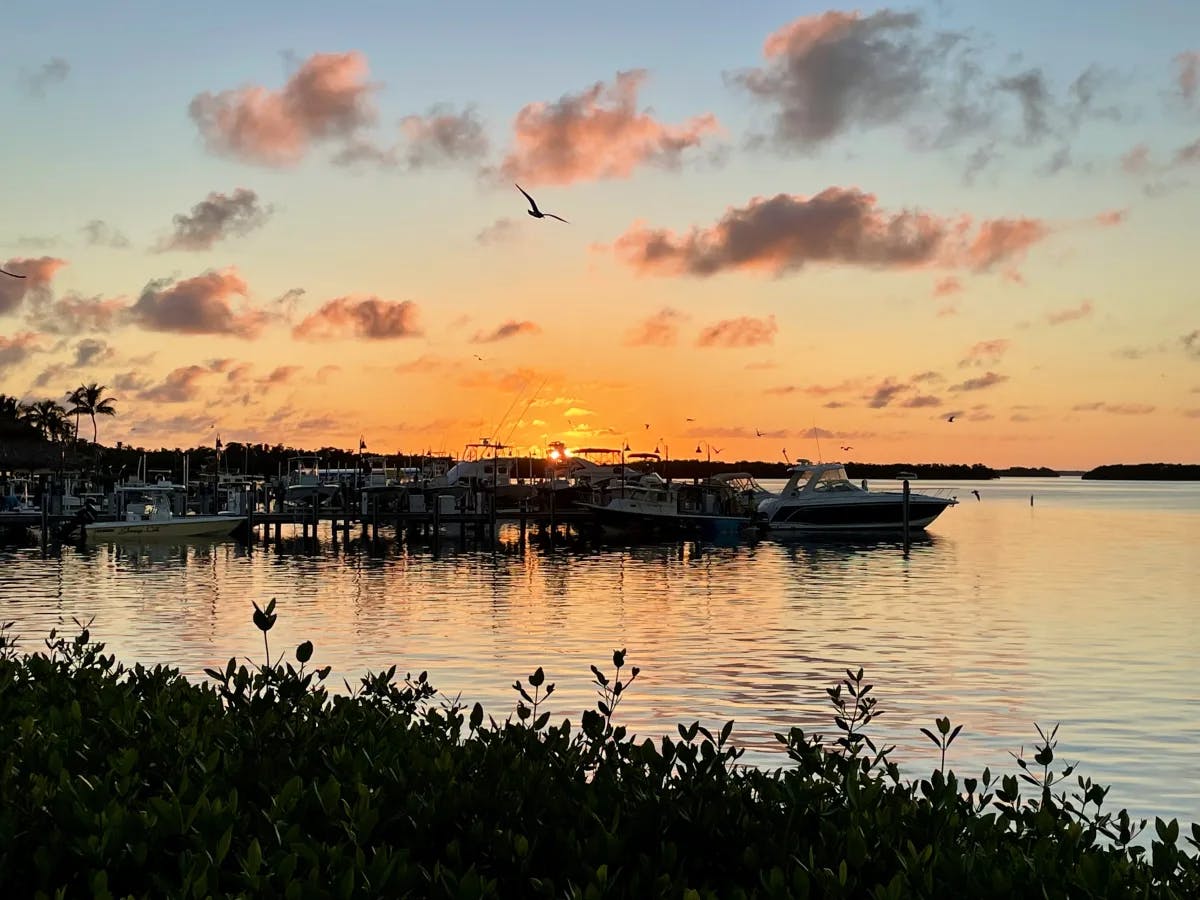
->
[810,467,859,492]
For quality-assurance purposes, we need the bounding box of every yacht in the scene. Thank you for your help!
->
[756,462,957,533]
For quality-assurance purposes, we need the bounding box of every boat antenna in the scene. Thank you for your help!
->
[503,378,547,450]
[489,375,533,445]
[812,421,823,462]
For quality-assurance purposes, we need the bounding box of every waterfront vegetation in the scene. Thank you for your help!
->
[1,606,1196,899]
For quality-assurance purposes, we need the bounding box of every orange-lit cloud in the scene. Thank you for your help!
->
[865,379,909,408]
[499,70,720,186]
[470,319,541,343]
[950,371,1008,391]
[1,256,66,315]
[293,296,421,340]
[1094,209,1126,227]
[130,268,267,337]
[1072,402,1155,415]
[625,307,687,347]
[395,354,450,374]
[137,365,214,403]
[0,332,41,376]
[696,314,778,347]
[1046,300,1093,325]
[612,189,1049,278]
[959,338,1010,367]
[189,52,376,166]
[158,188,272,251]
[41,293,127,335]
[1121,143,1150,173]
[933,276,962,297]
[902,394,942,407]
[256,365,301,387]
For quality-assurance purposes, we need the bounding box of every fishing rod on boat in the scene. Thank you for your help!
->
[502,378,547,453]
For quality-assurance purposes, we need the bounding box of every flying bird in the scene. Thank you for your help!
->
[473,354,485,361]
[947,415,956,423]
[755,428,764,437]
[712,447,723,456]
[841,445,853,451]
[971,489,981,501]
[1,268,26,278]
[685,417,695,422]
[515,184,568,223]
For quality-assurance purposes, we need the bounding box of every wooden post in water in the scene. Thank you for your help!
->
[899,473,913,554]
[39,473,49,552]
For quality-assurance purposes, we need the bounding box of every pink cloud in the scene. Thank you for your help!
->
[189,52,376,166]
[292,296,421,340]
[1072,402,1155,415]
[611,189,1049,278]
[41,293,128,335]
[499,70,720,186]
[256,365,301,387]
[625,307,687,347]
[137,365,214,403]
[1,256,67,315]
[1176,51,1199,103]
[1120,143,1150,174]
[959,338,1011,367]
[865,379,909,408]
[130,268,267,337]
[1046,300,1093,325]
[0,332,41,375]
[933,276,962,297]
[696,315,778,348]
[1094,209,1126,227]
[470,320,542,343]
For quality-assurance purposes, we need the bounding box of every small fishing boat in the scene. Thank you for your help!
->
[82,482,245,541]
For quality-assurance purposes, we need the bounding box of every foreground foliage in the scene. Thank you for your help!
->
[0,609,1196,899]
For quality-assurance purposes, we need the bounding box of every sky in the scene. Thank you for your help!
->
[2,0,1198,469]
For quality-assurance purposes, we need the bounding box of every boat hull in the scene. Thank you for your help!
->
[84,515,246,541]
[579,502,750,538]
[761,496,954,532]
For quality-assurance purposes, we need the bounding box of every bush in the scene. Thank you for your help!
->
[0,609,1196,899]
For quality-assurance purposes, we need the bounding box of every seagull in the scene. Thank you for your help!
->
[712,447,723,456]
[971,489,981,501]
[756,428,764,437]
[685,417,695,422]
[1,268,26,278]
[840,445,853,451]
[515,184,568,223]
[947,415,956,423]
[473,354,485,361]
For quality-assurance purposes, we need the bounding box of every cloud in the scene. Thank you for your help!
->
[273,287,305,322]
[950,371,1008,391]
[911,370,942,383]
[0,333,41,375]
[0,256,67,315]
[189,52,376,166]
[865,379,909,408]
[933,276,962,297]
[625,307,687,347]
[394,354,449,374]
[113,371,152,393]
[1175,51,1199,104]
[476,217,517,245]
[1121,143,1150,174]
[1046,299,1093,325]
[959,338,1010,368]
[498,70,720,186]
[73,338,113,367]
[1183,330,1200,358]
[1071,402,1155,415]
[40,293,128,335]
[400,105,488,167]
[159,188,272,251]
[1174,137,1200,167]
[129,268,267,337]
[470,320,542,343]
[997,69,1053,142]
[256,365,301,387]
[81,219,131,248]
[730,10,947,149]
[611,188,1050,278]
[1094,209,1126,227]
[902,394,942,408]
[695,315,778,347]
[292,296,421,340]
[316,364,341,382]
[137,365,214,403]
[21,58,70,97]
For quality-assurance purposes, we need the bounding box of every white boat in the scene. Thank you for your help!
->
[756,462,957,533]
[82,482,245,541]
[578,457,760,536]
[283,457,342,507]
[431,441,539,507]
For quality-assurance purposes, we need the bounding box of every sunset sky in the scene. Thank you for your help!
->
[3,1,1198,468]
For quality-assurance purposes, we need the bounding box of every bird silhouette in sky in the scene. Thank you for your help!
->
[1,268,26,278]
[712,447,723,456]
[644,423,651,430]
[841,445,853,450]
[473,354,485,361]
[947,415,956,423]
[515,184,568,223]
[971,489,981,501]
[755,428,764,437]
[685,417,695,422]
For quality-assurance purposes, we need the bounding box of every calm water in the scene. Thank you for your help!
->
[2,477,1198,826]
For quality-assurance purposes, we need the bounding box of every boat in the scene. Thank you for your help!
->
[578,455,760,536]
[81,481,246,541]
[430,440,539,509]
[283,457,343,508]
[756,462,957,533]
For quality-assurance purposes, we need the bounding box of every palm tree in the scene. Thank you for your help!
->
[20,399,70,441]
[68,383,117,445]
[0,394,21,421]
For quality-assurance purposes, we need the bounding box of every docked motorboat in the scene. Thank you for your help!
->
[756,463,957,533]
[283,457,342,507]
[82,481,246,541]
[578,458,760,536]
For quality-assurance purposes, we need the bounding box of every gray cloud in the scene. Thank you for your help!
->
[82,219,131,249]
[73,338,113,367]
[159,188,272,251]
[21,58,70,97]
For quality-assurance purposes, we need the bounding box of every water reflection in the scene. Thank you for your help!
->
[0,480,1197,826]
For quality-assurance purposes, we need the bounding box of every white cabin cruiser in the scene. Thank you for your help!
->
[757,463,957,533]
